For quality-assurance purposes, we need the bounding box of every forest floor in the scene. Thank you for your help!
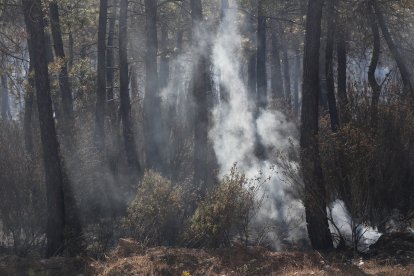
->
[1,238,414,275]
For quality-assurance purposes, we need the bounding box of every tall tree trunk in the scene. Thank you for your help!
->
[191,0,209,194]
[281,30,291,105]
[219,0,230,103]
[368,2,381,129]
[1,73,10,120]
[49,1,75,142]
[270,25,284,100]
[256,0,267,110]
[144,0,165,172]
[371,0,413,97]
[106,1,117,130]
[119,0,142,176]
[254,0,268,160]
[336,20,349,124]
[22,0,66,257]
[325,0,340,132]
[95,0,108,149]
[248,53,257,95]
[220,0,229,19]
[293,46,301,116]
[300,0,333,250]
[159,24,170,90]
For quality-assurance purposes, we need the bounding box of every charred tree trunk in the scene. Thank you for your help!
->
[1,73,10,120]
[22,0,66,257]
[95,0,108,149]
[159,24,170,90]
[300,0,333,250]
[293,47,301,117]
[368,2,381,129]
[270,26,284,100]
[325,0,340,132]
[281,30,291,105]
[336,20,349,124]
[144,0,165,172]
[49,1,74,133]
[256,0,267,110]
[119,0,142,177]
[106,1,117,131]
[248,53,257,95]
[371,0,413,97]
[191,0,209,194]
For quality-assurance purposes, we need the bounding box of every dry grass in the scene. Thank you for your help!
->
[89,242,414,275]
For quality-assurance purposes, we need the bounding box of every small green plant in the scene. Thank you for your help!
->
[123,170,185,246]
[185,165,265,247]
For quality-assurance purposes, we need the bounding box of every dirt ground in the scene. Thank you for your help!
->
[89,239,414,276]
[1,239,414,275]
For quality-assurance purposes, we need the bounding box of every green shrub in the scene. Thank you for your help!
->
[185,165,263,248]
[123,171,186,246]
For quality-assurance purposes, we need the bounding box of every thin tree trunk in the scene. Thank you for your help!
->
[1,73,10,120]
[106,1,117,130]
[256,0,267,110]
[293,47,301,116]
[371,0,413,97]
[144,0,165,172]
[336,20,349,124]
[119,0,142,176]
[49,1,75,139]
[159,24,170,91]
[325,0,340,132]
[300,0,333,250]
[270,25,284,100]
[248,53,257,95]
[368,2,381,129]
[95,0,108,149]
[191,0,209,194]
[281,30,291,105]
[22,0,66,257]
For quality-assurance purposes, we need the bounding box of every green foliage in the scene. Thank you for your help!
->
[320,89,414,228]
[185,165,262,248]
[123,171,186,246]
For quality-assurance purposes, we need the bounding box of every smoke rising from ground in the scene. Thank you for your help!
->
[209,4,307,248]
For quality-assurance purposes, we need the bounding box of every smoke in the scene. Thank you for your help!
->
[329,200,382,251]
[209,3,307,248]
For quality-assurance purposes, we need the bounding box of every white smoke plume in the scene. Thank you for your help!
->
[209,3,307,248]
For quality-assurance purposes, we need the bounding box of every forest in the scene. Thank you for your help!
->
[0,0,414,275]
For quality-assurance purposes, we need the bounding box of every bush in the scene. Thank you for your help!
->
[123,171,186,246]
[185,165,262,248]
[0,121,46,256]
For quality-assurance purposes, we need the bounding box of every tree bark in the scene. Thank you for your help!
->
[49,1,74,131]
[270,25,284,100]
[191,0,209,193]
[95,0,108,149]
[371,0,413,97]
[325,0,340,132]
[336,19,349,124]
[159,24,170,90]
[281,30,291,105]
[22,0,66,257]
[1,73,10,120]
[119,0,142,176]
[300,0,333,250]
[248,53,257,96]
[144,0,165,172]
[368,2,381,129]
[106,1,117,130]
[293,46,301,116]
[256,0,267,110]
